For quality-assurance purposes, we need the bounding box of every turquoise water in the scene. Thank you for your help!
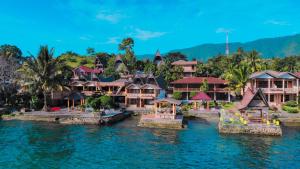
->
[0,118,299,169]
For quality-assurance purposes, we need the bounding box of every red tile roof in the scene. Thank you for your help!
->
[171,77,227,84]
[171,60,197,66]
[78,66,101,73]
[295,72,300,77]
[191,92,211,101]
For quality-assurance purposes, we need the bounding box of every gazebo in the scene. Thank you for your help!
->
[64,92,85,112]
[238,88,269,123]
[191,92,211,110]
[153,98,181,119]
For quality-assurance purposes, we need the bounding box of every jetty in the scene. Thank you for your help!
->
[138,98,184,129]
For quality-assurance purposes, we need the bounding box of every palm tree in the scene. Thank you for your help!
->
[245,50,261,73]
[230,64,250,96]
[19,46,68,111]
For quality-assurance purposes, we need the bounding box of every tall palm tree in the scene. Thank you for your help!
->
[245,50,261,73]
[230,64,250,96]
[19,46,68,111]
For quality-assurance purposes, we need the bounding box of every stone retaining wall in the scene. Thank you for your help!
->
[138,118,183,129]
[219,123,282,136]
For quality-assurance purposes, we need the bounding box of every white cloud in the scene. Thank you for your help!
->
[106,37,120,44]
[133,28,166,40]
[79,36,92,41]
[216,27,233,33]
[96,10,125,24]
[264,19,290,26]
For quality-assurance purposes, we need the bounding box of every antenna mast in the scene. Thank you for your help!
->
[225,32,229,56]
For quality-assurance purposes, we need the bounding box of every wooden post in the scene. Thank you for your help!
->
[282,79,285,103]
[206,101,209,110]
[68,99,70,112]
[194,101,196,110]
[173,104,176,116]
[297,79,299,103]
[72,99,75,111]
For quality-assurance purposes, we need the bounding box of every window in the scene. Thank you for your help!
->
[270,95,274,102]
[257,81,268,88]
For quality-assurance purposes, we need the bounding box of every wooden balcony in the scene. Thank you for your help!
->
[260,87,298,94]
[173,88,228,92]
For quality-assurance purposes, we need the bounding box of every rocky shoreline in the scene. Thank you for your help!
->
[1,111,131,125]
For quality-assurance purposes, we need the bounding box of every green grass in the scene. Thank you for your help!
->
[221,102,234,110]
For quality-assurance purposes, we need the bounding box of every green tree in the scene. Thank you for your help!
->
[163,52,187,63]
[244,50,261,73]
[144,61,156,74]
[172,92,182,100]
[0,44,23,61]
[86,47,95,55]
[119,37,136,73]
[163,65,184,84]
[100,95,113,109]
[229,64,250,95]
[103,55,119,78]
[19,46,68,111]
[200,79,209,92]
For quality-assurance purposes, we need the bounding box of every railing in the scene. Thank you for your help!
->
[173,88,228,92]
[260,87,298,93]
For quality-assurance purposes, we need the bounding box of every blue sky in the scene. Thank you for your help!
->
[0,0,299,56]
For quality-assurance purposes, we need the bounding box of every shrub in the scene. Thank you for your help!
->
[172,92,182,100]
[190,91,197,98]
[100,95,113,109]
[284,101,298,107]
[282,105,299,114]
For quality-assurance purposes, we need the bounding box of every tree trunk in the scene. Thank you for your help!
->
[43,91,48,111]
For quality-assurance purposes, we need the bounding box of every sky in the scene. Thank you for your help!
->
[0,0,300,56]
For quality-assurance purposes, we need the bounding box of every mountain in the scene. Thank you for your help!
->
[138,34,300,61]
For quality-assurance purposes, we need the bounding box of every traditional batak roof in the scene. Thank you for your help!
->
[141,84,161,90]
[171,77,227,84]
[153,98,181,105]
[238,88,269,110]
[191,92,211,101]
[250,70,299,79]
[171,60,197,66]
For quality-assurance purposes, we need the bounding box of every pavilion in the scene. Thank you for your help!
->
[64,92,85,112]
[191,92,211,110]
[153,98,181,119]
[238,88,270,123]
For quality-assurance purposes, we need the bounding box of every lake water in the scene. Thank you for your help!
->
[0,117,299,169]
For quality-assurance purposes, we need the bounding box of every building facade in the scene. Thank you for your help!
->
[247,71,300,106]
[170,77,231,101]
[171,60,197,77]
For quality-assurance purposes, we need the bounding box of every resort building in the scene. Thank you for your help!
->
[247,71,300,106]
[171,77,231,101]
[171,60,197,77]
[72,66,103,81]
[125,72,166,110]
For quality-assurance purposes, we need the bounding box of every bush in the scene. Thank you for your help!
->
[100,95,113,109]
[282,105,299,114]
[284,101,298,107]
[172,92,182,100]
[190,91,197,98]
